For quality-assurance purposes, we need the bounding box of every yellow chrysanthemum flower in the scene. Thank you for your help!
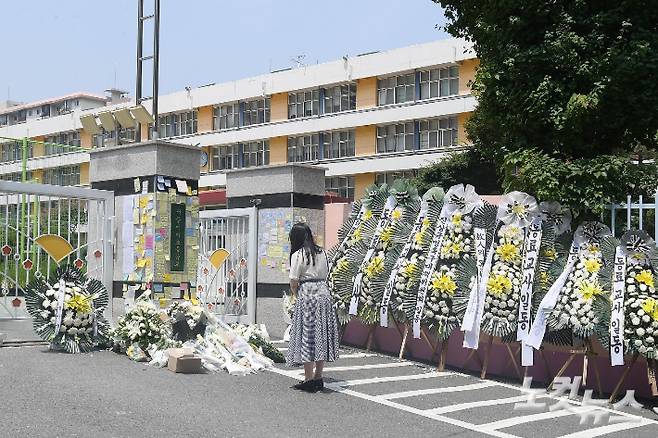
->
[578,280,603,301]
[430,272,457,295]
[540,271,549,286]
[391,208,403,220]
[336,259,349,272]
[511,203,526,216]
[363,209,373,221]
[543,248,556,261]
[414,231,425,245]
[583,258,602,274]
[451,212,463,226]
[380,227,394,244]
[496,242,520,263]
[351,227,362,242]
[65,292,93,314]
[487,274,512,297]
[365,256,384,278]
[635,270,655,288]
[422,218,431,228]
[641,298,658,320]
[402,262,417,277]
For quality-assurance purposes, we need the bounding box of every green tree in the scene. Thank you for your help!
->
[435,0,658,163]
[414,149,502,195]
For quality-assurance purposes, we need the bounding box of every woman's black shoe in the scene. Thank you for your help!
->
[292,380,316,392]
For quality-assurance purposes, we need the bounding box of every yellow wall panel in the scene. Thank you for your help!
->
[197,105,214,133]
[459,58,479,95]
[356,77,378,109]
[458,112,472,145]
[80,162,90,186]
[354,173,375,199]
[270,136,288,164]
[32,169,43,183]
[355,125,376,156]
[270,93,288,122]
[79,130,92,148]
[32,136,45,157]
[140,123,150,142]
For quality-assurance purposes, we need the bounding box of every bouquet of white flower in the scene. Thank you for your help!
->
[329,184,390,324]
[25,265,110,354]
[111,291,174,353]
[167,300,208,342]
[546,223,610,341]
[411,184,484,341]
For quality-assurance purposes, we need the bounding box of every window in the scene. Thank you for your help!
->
[242,140,270,168]
[45,131,81,155]
[43,165,81,186]
[419,66,459,99]
[0,171,32,182]
[419,117,458,149]
[211,144,240,170]
[376,122,415,153]
[288,90,320,119]
[158,110,198,138]
[213,103,240,130]
[325,176,355,200]
[375,170,418,186]
[92,127,136,148]
[1,141,33,163]
[378,73,415,105]
[323,84,356,114]
[288,134,320,162]
[210,141,270,170]
[243,97,270,126]
[323,130,355,159]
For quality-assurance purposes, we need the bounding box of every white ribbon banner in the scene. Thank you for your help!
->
[328,204,367,273]
[380,207,427,327]
[610,246,626,366]
[412,217,448,338]
[518,219,542,366]
[525,242,579,349]
[53,278,67,335]
[461,229,494,350]
[349,198,395,315]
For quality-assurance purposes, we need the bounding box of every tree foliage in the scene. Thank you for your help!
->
[503,149,658,218]
[435,0,658,163]
[414,149,502,195]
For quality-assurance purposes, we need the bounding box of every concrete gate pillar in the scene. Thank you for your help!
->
[89,140,201,307]
[225,164,326,336]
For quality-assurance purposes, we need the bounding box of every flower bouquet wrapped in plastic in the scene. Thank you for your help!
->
[111,291,174,354]
[24,265,110,353]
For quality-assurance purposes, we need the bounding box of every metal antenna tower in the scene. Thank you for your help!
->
[136,0,161,140]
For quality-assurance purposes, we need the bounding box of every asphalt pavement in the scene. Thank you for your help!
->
[2,340,658,438]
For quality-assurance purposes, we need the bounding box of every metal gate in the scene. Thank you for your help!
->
[0,181,114,322]
[197,207,257,324]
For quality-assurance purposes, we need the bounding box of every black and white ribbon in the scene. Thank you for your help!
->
[461,227,494,349]
[525,242,579,349]
[380,205,428,327]
[349,197,396,315]
[53,278,67,335]
[518,219,542,366]
[610,246,626,366]
[412,216,449,338]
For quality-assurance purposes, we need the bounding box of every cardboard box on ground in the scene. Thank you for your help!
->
[167,347,203,373]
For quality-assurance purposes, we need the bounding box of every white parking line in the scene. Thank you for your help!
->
[479,407,592,431]
[557,420,654,438]
[327,383,520,438]
[312,362,416,373]
[271,340,287,344]
[381,382,499,400]
[339,352,378,359]
[278,347,288,352]
[426,395,534,415]
[334,371,454,386]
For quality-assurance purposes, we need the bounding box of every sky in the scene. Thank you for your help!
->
[0,0,449,104]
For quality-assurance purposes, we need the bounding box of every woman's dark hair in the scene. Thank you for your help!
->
[289,222,322,265]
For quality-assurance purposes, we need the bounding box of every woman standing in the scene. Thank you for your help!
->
[286,222,340,392]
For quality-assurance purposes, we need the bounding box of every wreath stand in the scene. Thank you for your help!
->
[547,337,603,397]
[394,322,449,370]
[505,343,554,383]
[608,354,658,403]
[463,335,525,380]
